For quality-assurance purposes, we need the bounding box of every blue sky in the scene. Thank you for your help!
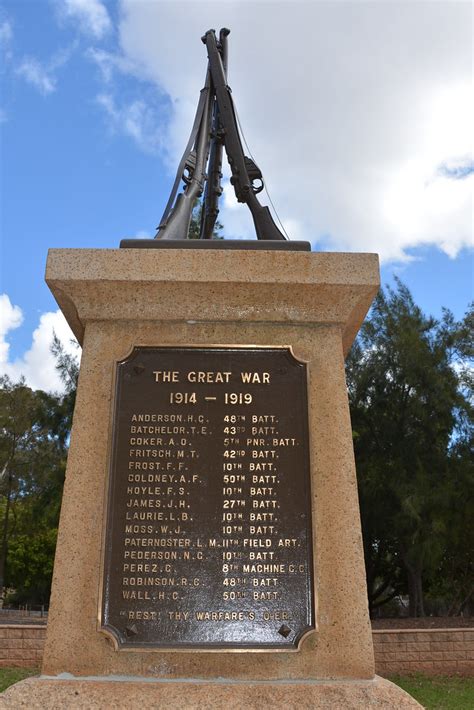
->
[0,0,472,391]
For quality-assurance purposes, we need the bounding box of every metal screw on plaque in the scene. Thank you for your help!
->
[125,624,138,637]
[133,364,145,375]
[278,624,292,638]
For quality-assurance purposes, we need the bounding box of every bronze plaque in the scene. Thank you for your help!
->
[100,346,314,650]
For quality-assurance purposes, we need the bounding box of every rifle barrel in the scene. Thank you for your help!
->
[156,72,213,240]
[204,30,286,240]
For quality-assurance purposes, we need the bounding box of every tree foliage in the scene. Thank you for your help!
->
[0,335,79,604]
[188,198,223,239]
[0,376,71,604]
[347,280,473,616]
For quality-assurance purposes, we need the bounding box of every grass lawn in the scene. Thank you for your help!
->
[390,674,474,709]
[0,668,38,693]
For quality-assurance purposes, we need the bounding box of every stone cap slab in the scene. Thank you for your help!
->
[46,249,379,354]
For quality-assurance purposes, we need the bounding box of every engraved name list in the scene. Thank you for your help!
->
[100,346,314,650]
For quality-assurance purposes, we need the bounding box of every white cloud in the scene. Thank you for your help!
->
[133,230,153,239]
[87,47,137,83]
[16,45,75,95]
[16,57,57,95]
[56,0,111,39]
[117,0,473,262]
[96,92,165,154]
[0,18,13,64]
[0,295,23,369]
[0,294,80,393]
[0,19,12,47]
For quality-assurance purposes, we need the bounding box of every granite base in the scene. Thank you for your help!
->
[0,675,422,708]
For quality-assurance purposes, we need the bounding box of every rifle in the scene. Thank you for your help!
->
[200,28,229,240]
[156,28,287,242]
[202,29,286,241]
[155,71,213,240]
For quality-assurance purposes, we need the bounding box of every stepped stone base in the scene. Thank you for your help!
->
[0,675,422,709]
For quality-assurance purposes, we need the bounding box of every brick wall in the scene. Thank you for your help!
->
[373,628,474,675]
[0,624,472,675]
[0,625,46,668]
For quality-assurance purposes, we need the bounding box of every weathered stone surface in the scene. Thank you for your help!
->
[0,675,423,709]
[45,248,379,355]
[40,249,378,680]
[0,248,421,707]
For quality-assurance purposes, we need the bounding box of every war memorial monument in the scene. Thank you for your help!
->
[1,29,420,708]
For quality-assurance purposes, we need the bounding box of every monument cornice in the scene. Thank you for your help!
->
[46,248,379,355]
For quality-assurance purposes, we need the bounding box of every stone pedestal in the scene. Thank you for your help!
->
[0,249,421,708]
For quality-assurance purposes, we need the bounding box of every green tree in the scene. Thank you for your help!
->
[188,198,223,239]
[427,433,474,616]
[50,331,79,434]
[347,281,473,617]
[0,377,70,603]
[0,378,38,595]
[5,526,57,605]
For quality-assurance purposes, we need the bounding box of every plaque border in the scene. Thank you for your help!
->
[97,345,316,653]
